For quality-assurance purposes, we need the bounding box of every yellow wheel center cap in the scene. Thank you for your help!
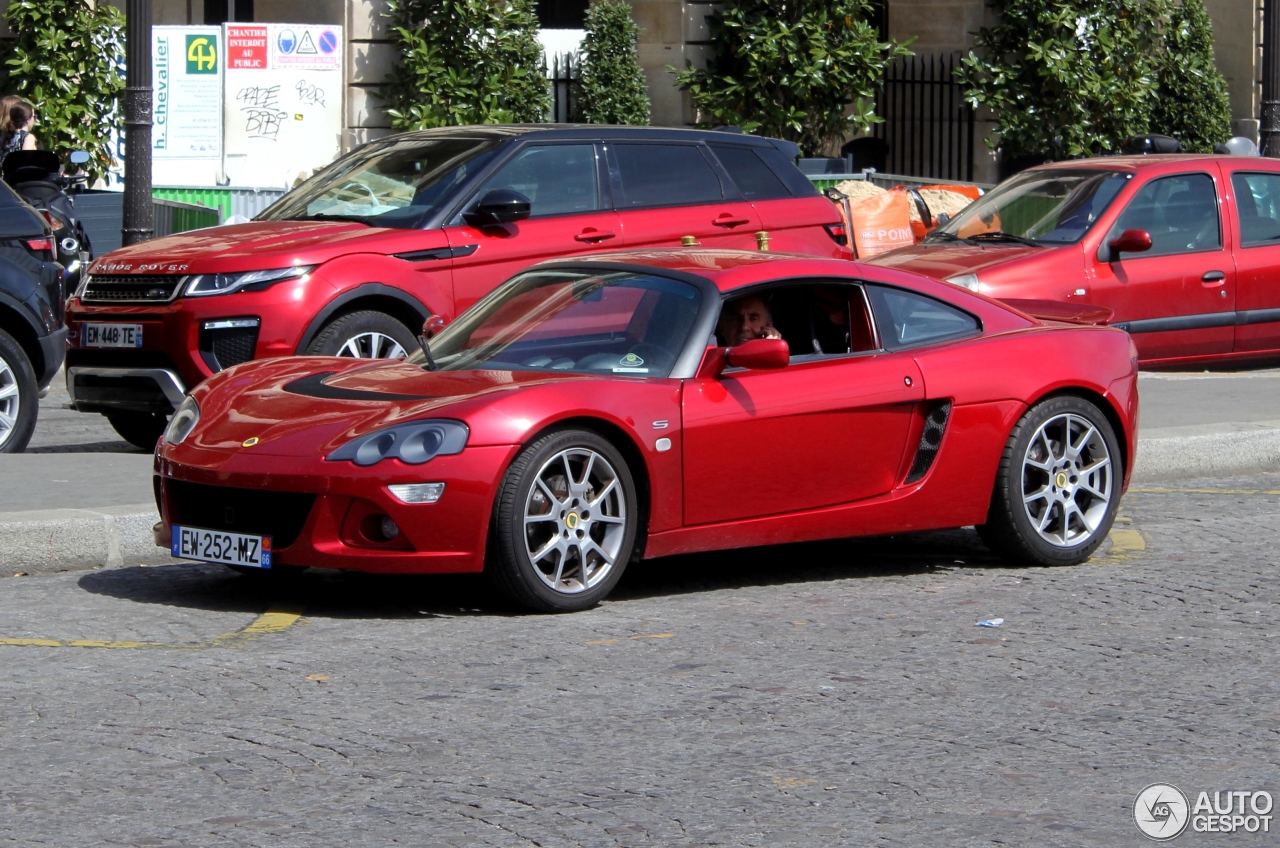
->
[565,512,579,530]
[1055,471,1069,488]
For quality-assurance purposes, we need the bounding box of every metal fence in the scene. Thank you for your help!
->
[874,53,977,182]
[549,52,581,123]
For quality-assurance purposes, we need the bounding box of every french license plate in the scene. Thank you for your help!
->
[82,323,143,348]
[171,525,272,569]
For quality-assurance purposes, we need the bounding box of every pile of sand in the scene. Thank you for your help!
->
[830,180,975,224]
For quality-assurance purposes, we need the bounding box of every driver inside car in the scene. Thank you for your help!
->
[716,295,783,346]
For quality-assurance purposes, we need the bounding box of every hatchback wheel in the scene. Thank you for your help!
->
[306,311,417,359]
[0,328,37,453]
[978,396,1121,566]
[488,429,639,612]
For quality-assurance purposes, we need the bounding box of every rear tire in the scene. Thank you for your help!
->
[305,310,418,359]
[978,395,1121,566]
[487,429,639,613]
[0,327,37,453]
[107,411,168,451]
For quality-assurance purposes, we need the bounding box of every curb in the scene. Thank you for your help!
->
[5,423,1280,577]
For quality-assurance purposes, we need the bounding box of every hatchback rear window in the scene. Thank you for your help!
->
[612,144,723,208]
[709,144,792,200]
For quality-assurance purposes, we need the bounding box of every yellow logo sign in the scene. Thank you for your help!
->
[242,437,260,448]
[565,512,579,530]
[186,35,217,74]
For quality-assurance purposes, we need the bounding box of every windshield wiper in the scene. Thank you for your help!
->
[923,231,962,243]
[963,231,1041,246]
[298,213,372,223]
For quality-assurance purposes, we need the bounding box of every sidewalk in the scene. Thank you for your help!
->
[5,368,1280,575]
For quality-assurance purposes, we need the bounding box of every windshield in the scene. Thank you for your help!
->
[408,270,704,377]
[930,169,1130,245]
[258,137,501,229]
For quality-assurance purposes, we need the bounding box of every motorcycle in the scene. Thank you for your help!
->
[1,149,93,297]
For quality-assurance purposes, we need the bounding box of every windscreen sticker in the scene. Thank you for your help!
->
[620,353,644,367]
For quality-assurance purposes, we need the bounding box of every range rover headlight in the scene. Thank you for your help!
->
[162,396,200,445]
[326,420,469,467]
[185,265,314,297]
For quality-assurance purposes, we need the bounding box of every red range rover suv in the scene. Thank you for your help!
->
[66,125,848,447]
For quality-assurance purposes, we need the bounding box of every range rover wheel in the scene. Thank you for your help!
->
[306,310,418,359]
[488,429,639,613]
[0,328,37,453]
[107,411,168,451]
[978,396,1122,566]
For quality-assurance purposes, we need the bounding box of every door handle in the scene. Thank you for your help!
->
[574,229,616,243]
[1201,270,1226,284]
[713,214,752,227]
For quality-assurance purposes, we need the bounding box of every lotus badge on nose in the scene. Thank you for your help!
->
[242,437,260,448]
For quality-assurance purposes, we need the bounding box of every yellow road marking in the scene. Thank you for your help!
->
[1133,487,1280,495]
[0,604,304,650]
[1096,520,1146,564]
[587,632,675,645]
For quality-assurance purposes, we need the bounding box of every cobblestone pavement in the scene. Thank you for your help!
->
[2,474,1279,847]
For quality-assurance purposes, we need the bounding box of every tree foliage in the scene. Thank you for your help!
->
[0,0,124,183]
[382,0,550,128]
[578,0,650,125]
[673,0,910,156]
[959,0,1232,160]
[1150,0,1231,152]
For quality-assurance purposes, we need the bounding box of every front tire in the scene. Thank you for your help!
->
[488,429,639,613]
[0,328,37,453]
[305,310,417,359]
[978,396,1121,566]
[107,411,168,451]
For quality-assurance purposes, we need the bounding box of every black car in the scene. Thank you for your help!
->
[0,179,67,452]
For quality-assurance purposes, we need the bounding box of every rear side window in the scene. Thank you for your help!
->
[867,285,980,350]
[753,146,820,197]
[709,144,791,200]
[1232,172,1280,246]
[612,144,723,208]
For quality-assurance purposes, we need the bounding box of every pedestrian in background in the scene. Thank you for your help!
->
[0,95,38,164]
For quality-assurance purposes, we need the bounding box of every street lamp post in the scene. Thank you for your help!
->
[122,0,153,246]
[1263,0,1280,156]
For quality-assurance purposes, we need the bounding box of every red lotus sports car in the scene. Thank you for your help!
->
[153,249,1139,612]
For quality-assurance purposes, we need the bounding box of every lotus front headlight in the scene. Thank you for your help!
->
[326,420,469,467]
[945,273,982,292]
[162,396,200,445]
[185,265,314,297]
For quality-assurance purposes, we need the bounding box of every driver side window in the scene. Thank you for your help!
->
[474,144,599,218]
[1107,173,1221,257]
[718,283,878,359]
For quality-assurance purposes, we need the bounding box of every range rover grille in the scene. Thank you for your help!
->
[81,274,184,304]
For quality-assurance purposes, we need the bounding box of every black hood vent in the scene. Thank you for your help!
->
[283,372,436,402]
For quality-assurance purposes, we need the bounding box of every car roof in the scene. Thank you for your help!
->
[1033,154,1277,175]
[538,248,869,292]
[366,124,788,149]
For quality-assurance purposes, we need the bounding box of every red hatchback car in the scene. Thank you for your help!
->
[153,250,1138,612]
[870,154,1280,368]
[67,126,847,448]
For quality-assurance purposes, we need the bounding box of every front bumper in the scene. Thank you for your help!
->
[153,443,519,574]
[66,365,187,415]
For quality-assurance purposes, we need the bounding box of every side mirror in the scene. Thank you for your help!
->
[1107,229,1152,258]
[463,189,531,227]
[69,150,90,165]
[725,337,789,371]
[422,314,446,339]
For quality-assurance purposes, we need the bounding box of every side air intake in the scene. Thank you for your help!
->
[905,401,951,484]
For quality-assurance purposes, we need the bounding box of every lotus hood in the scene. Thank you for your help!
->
[186,358,594,457]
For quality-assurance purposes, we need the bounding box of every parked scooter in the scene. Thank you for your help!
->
[1,149,93,297]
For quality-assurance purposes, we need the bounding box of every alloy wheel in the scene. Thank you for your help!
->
[522,447,628,594]
[1020,412,1113,547]
[336,331,407,359]
[0,354,21,448]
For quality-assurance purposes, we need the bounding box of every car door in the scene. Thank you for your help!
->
[1228,168,1280,354]
[681,282,924,526]
[606,141,764,251]
[1087,169,1235,360]
[444,142,623,313]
